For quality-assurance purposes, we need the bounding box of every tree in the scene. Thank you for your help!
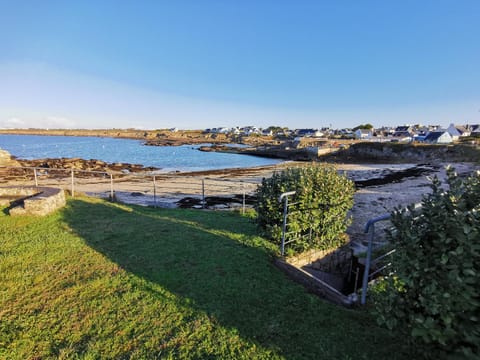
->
[265,126,287,134]
[352,123,374,131]
[373,167,480,359]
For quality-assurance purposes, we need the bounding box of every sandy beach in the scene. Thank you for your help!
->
[2,160,478,249]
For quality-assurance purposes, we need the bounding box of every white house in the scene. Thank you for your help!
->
[354,129,373,140]
[423,131,453,144]
[447,123,471,140]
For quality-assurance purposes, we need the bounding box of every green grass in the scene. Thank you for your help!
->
[0,197,409,359]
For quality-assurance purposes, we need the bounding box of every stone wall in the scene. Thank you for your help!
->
[275,245,356,306]
[274,258,356,306]
[330,142,480,163]
[0,186,66,216]
[286,245,352,274]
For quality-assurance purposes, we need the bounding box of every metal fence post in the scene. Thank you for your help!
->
[71,169,75,197]
[242,190,246,215]
[361,213,392,305]
[153,175,157,207]
[361,223,375,305]
[202,179,205,209]
[33,168,38,187]
[110,174,114,201]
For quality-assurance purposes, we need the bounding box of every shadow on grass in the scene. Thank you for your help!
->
[61,198,407,359]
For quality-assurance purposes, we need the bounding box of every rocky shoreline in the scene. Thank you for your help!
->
[198,144,319,161]
[14,157,158,174]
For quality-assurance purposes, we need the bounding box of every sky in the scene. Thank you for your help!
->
[0,0,479,130]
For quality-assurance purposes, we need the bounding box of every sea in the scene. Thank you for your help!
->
[0,134,282,172]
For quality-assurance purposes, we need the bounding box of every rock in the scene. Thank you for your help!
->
[17,157,159,173]
[211,204,229,209]
[0,149,20,167]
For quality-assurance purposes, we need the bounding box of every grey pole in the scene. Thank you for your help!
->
[202,179,205,209]
[110,174,114,201]
[71,169,75,198]
[361,213,392,305]
[153,175,157,207]
[361,223,375,305]
[242,189,246,215]
[33,168,38,187]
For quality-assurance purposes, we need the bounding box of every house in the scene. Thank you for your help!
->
[241,126,261,136]
[469,124,480,136]
[295,129,318,137]
[354,129,373,140]
[338,128,354,138]
[389,125,414,142]
[447,123,470,140]
[423,131,453,144]
[415,126,431,137]
[375,126,395,137]
[455,125,471,137]
[320,127,333,136]
[230,127,241,135]
[391,131,413,143]
[393,125,413,134]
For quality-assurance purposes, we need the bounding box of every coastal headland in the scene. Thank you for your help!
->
[0,128,275,146]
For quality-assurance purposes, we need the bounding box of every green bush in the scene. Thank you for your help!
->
[255,164,354,255]
[373,167,480,359]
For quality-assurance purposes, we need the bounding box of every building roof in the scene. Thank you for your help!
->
[424,131,450,142]
[395,126,412,132]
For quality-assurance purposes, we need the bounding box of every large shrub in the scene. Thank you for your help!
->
[255,164,354,254]
[373,168,480,359]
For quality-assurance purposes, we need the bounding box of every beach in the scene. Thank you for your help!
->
[2,156,478,251]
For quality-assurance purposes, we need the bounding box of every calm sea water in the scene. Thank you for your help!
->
[0,134,282,172]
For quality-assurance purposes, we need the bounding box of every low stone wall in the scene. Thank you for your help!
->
[276,245,356,306]
[0,186,66,216]
[286,246,352,274]
[274,258,356,306]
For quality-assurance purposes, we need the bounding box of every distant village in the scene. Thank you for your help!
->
[190,123,480,145]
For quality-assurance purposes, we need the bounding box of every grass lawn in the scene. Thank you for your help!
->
[0,197,408,359]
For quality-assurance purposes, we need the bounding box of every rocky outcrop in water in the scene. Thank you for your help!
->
[198,144,316,160]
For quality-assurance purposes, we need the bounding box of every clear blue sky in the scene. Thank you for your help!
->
[1,0,479,129]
